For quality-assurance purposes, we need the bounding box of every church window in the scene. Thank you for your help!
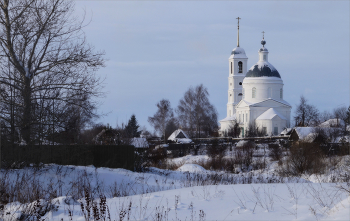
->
[263,55,266,60]
[263,127,267,135]
[241,127,244,137]
[280,88,283,99]
[239,82,242,85]
[238,61,243,73]
[268,87,272,98]
[230,83,232,86]
[243,89,245,99]
[231,62,233,74]
[239,114,241,122]
[252,87,256,98]
[274,127,278,135]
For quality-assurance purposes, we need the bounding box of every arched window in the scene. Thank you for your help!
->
[252,87,256,98]
[280,88,283,99]
[268,87,272,98]
[238,61,243,73]
[242,88,245,99]
[231,62,233,74]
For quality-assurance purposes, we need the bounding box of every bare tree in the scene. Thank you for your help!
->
[319,110,334,123]
[148,99,174,142]
[245,122,265,137]
[0,0,105,144]
[176,84,218,138]
[294,95,319,127]
[333,106,347,134]
[164,117,178,141]
[227,120,241,138]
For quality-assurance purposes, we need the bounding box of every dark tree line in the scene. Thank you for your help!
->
[0,0,105,145]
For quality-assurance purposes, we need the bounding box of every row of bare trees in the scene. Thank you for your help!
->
[294,95,350,128]
[0,0,105,145]
[148,84,218,141]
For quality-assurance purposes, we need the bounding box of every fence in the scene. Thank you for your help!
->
[0,145,134,171]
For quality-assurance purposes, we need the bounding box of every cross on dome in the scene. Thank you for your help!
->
[261,31,266,47]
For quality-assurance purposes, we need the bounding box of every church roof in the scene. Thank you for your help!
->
[219,114,236,122]
[256,108,287,120]
[252,98,292,107]
[237,98,291,108]
[246,61,281,78]
[229,47,248,59]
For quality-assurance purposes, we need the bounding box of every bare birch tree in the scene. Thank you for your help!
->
[0,0,105,144]
[148,99,174,142]
[176,84,218,138]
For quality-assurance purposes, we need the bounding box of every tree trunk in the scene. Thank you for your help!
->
[21,77,32,144]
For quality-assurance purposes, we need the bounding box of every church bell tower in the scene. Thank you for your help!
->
[227,17,248,117]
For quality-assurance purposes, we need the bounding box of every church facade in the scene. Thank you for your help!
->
[220,21,291,137]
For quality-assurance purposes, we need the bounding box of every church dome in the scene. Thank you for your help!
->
[246,37,281,78]
[246,60,281,78]
[229,47,248,59]
[231,47,246,55]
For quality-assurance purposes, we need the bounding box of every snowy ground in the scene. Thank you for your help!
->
[1,160,350,221]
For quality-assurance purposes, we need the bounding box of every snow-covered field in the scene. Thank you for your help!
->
[1,160,350,221]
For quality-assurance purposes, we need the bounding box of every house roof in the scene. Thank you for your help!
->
[280,128,293,135]
[131,137,149,148]
[168,129,190,141]
[319,118,345,127]
[293,127,315,140]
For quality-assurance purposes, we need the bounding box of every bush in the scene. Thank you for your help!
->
[281,142,326,176]
[206,139,226,159]
[268,144,282,161]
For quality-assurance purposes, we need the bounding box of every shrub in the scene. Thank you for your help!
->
[281,142,326,176]
[268,144,282,161]
[206,139,226,159]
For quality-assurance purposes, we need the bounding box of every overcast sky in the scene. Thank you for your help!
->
[74,0,349,132]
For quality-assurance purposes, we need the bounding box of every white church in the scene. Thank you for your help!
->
[220,19,292,137]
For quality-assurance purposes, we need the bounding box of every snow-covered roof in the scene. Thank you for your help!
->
[280,128,292,135]
[130,137,149,148]
[168,129,190,141]
[229,47,248,59]
[319,119,345,127]
[246,61,281,78]
[303,133,318,143]
[219,114,236,122]
[241,98,291,108]
[293,127,315,140]
[256,108,287,120]
[175,138,193,144]
[335,135,350,143]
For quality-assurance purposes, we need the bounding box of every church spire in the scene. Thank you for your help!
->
[236,17,241,47]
